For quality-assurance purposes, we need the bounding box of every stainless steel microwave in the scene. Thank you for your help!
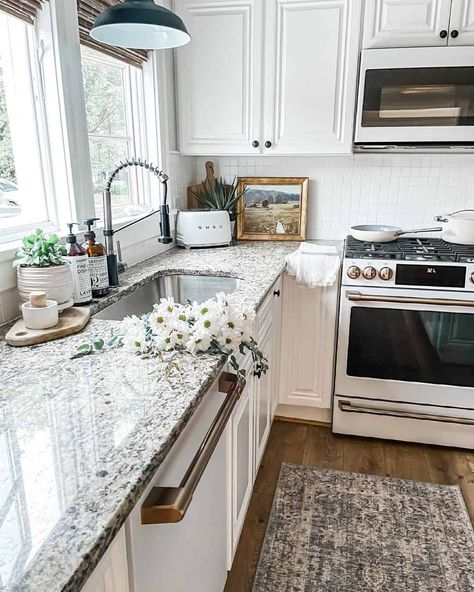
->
[355,47,474,150]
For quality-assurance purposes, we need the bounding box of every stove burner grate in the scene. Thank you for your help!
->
[345,236,474,262]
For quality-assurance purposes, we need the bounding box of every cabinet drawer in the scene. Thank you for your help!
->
[257,276,282,340]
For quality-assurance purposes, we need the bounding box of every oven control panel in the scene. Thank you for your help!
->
[343,259,474,291]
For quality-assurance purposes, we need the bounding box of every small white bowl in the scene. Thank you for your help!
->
[22,299,59,330]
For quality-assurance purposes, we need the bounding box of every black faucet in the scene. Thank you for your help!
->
[102,158,173,286]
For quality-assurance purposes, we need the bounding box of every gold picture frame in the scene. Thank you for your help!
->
[236,177,308,241]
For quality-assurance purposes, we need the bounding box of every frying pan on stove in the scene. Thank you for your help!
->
[350,225,442,243]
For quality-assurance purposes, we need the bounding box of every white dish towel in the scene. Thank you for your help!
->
[285,243,341,287]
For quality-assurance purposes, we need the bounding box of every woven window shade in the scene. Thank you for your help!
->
[0,0,44,24]
[78,0,149,68]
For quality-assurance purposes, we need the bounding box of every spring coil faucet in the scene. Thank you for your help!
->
[102,157,172,287]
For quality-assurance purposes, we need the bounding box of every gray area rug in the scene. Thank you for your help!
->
[252,464,474,592]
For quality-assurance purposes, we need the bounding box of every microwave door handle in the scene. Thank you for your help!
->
[345,291,474,308]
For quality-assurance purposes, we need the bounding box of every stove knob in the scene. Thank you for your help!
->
[363,266,377,280]
[470,272,474,284]
[347,265,361,279]
[379,267,394,281]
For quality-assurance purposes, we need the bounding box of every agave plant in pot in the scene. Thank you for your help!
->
[190,177,246,237]
[14,229,73,305]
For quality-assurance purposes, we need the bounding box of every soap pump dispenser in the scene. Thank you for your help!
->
[83,218,110,298]
[64,222,92,305]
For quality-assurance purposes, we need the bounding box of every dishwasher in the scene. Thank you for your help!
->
[126,374,239,592]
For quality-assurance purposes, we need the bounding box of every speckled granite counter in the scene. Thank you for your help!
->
[0,241,317,592]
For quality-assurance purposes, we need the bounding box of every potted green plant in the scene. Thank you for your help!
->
[190,177,247,236]
[14,229,73,305]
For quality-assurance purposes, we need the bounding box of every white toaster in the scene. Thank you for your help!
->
[176,210,232,248]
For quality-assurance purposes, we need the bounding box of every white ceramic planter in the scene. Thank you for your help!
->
[17,264,73,305]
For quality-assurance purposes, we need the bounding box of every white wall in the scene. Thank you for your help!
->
[193,154,474,240]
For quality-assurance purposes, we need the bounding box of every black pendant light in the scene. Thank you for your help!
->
[91,0,191,50]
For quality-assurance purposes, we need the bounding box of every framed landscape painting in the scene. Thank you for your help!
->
[236,177,308,241]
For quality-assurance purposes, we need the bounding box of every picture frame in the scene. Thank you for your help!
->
[236,177,308,241]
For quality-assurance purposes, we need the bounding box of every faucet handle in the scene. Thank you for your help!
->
[116,240,128,274]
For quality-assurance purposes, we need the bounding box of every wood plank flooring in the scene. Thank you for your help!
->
[224,420,474,592]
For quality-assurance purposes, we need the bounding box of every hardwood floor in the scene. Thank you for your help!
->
[224,420,474,592]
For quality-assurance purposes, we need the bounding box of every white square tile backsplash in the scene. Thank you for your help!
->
[193,154,474,240]
[1,152,473,324]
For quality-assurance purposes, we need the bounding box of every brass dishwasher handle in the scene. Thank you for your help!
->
[141,372,242,525]
[346,291,474,308]
[338,400,474,425]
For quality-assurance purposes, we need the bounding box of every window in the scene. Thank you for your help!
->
[81,47,151,220]
[0,12,55,241]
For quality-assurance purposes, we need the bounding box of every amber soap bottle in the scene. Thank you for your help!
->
[83,218,110,298]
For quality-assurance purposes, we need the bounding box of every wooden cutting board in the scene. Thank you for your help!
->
[5,307,91,347]
[187,160,216,209]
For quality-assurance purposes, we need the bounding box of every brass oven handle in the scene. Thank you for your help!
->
[141,372,242,525]
[346,291,474,308]
[338,400,474,425]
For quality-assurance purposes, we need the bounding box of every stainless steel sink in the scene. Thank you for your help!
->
[95,274,240,320]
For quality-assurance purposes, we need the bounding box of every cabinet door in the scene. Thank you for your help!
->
[279,274,339,409]
[271,280,283,418]
[229,378,253,560]
[254,325,273,471]
[263,0,362,154]
[81,528,129,592]
[363,0,452,48]
[448,0,474,44]
[176,0,263,155]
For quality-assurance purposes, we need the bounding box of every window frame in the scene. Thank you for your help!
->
[0,12,58,243]
[81,47,153,219]
[0,0,168,252]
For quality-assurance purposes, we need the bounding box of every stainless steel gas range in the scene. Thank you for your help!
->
[333,237,474,449]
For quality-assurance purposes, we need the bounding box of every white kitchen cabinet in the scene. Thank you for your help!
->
[263,0,362,154]
[176,0,362,155]
[449,0,474,45]
[175,0,263,155]
[279,274,339,412]
[80,528,129,592]
[270,281,283,418]
[227,276,282,565]
[253,325,273,471]
[228,374,254,562]
[362,0,474,48]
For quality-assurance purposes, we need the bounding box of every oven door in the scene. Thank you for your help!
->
[335,287,474,409]
[355,47,474,144]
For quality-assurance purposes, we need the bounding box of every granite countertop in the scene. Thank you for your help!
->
[0,240,324,592]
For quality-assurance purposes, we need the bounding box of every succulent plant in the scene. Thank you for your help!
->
[190,177,247,220]
[13,228,67,267]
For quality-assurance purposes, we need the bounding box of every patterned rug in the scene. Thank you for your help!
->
[252,464,474,592]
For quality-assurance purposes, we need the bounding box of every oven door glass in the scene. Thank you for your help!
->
[347,307,474,387]
[362,67,474,127]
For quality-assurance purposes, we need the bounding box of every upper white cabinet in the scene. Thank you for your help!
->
[176,0,362,155]
[363,0,474,47]
[449,0,474,45]
[263,0,362,154]
[176,0,263,154]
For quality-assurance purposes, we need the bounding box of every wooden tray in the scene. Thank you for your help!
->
[5,307,91,347]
